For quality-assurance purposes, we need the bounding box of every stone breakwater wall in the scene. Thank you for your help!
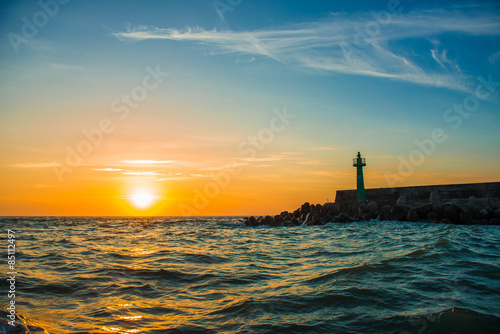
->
[334,182,500,210]
[243,182,500,226]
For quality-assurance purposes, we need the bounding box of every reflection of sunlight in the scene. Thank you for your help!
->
[118,315,143,321]
[102,326,141,333]
[131,247,156,256]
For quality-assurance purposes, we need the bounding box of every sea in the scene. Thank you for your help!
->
[0,217,499,334]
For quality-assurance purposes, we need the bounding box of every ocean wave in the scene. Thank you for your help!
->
[2,217,499,333]
[385,307,500,334]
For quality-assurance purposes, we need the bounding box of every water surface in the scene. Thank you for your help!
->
[1,217,499,333]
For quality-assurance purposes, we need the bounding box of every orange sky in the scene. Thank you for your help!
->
[1,2,499,216]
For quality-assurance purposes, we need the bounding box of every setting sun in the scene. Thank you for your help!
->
[129,191,157,209]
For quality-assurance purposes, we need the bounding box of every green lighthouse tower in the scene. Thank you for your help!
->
[353,152,367,202]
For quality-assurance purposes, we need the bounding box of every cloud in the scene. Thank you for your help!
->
[113,4,500,91]
[122,160,173,164]
[189,173,215,178]
[12,162,59,168]
[240,152,302,163]
[123,171,161,176]
[92,168,123,172]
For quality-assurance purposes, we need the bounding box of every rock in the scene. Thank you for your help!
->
[339,212,350,223]
[469,206,482,220]
[383,204,392,212]
[432,204,444,219]
[376,210,396,221]
[426,211,438,222]
[416,203,434,220]
[293,209,301,218]
[362,213,372,221]
[283,214,292,221]
[273,215,283,226]
[430,190,442,204]
[406,209,419,222]
[312,215,324,225]
[345,216,358,222]
[303,214,313,224]
[397,194,408,205]
[290,218,300,226]
[301,202,311,215]
[367,201,378,215]
[489,218,500,225]
[323,214,333,223]
[249,216,258,226]
[263,215,274,226]
[280,211,289,218]
[395,211,408,221]
[376,211,387,221]
[443,204,461,222]
[469,196,477,205]
[244,219,252,226]
[478,209,488,220]
[496,209,500,220]
[358,203,367,215]
[257,216,263,225]
[459,212,475,225]
[460,205,471,214]
[441,218,453,224]
[320,205,328,217]
[392,204,411,216]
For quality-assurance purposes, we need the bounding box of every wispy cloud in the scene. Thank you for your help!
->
[240,152,302,163]
[123,171,161,176]
[113,5,500,91]
[93,168,123,172]
[11,162,60,168]
[122,160,173,164]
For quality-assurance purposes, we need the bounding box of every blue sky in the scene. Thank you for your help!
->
[1,0,499,215]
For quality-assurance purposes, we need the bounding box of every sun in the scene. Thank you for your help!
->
[129,190,157,209]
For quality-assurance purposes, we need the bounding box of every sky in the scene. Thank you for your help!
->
[1,0,499,216]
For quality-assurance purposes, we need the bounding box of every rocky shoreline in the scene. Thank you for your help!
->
[243,197,500,227]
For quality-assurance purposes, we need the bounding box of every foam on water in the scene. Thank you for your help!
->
[0,217,499,333]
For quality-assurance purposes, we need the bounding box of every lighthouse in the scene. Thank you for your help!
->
[353,152,367,202]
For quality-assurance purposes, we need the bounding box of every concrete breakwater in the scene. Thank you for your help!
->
[243,182,500,226]
[335,182,500,209]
